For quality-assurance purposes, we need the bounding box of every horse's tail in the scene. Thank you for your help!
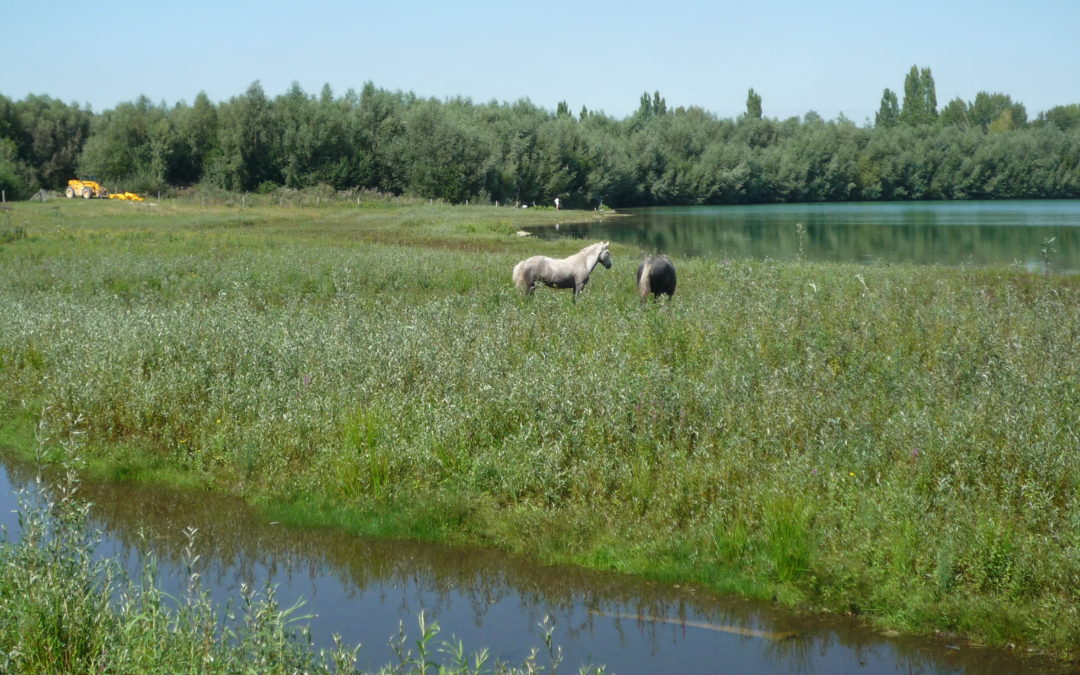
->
[637,259,653,302]
[512,260,527,293]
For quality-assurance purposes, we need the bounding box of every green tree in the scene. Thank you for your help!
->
[0,138,33,199]
[12,95,92,189]
[209,81,279,191]
[900,66,938,126]
[0,95,34,197]
[875,89,900,128]
[312,84,366,188]
[7,76,1080,207]
[78,95,177,192]
[172,91,218,185]
[746,88,763,120]
[401,99,485,202]
[653,90,667,116]
[968,92,1027,133]
[276,81,318,188]
[987,109,1016,134]
[354,81,409,193]
[632,90,667,127]
[1037,104,1080,131]
[0,94,17,143]
[921,67,937,119]
[938,97,969,128]
[580,114,639,206]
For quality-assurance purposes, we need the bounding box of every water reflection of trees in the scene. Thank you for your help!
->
[537,205,1080,272]
[2,455,1067,674]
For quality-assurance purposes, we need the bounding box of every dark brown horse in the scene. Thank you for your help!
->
[636,255,676,302]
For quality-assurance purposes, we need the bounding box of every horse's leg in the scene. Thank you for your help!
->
[574,279,587,300]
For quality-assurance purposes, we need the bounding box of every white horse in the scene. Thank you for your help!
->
[512,241,612,300]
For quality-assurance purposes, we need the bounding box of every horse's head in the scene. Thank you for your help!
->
[597,242,612,269]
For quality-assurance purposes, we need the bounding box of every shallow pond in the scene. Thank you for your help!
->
[1,453,1068,674]
[532,200,1080,272]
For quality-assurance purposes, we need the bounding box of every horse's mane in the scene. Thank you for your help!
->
[573,241,608,261]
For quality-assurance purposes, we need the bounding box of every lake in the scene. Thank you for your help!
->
[2,452,1068,674]
[531,201,1080,272]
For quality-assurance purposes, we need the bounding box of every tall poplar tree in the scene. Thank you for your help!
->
[746,88,763,120]
[920,67,937,120]
[653,91,667,116]
[875,89,899,128]
[900,66,938,126]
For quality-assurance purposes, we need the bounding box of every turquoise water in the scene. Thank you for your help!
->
[534,200,1080,271]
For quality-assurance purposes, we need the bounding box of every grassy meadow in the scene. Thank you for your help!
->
[1,193,1079,663]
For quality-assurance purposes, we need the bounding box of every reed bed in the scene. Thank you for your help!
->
[1,197,1078,662]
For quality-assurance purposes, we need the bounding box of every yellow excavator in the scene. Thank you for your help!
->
[66,178,109,199]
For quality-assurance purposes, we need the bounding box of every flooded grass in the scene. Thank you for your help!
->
[0,463,587,674]
[1,196,1079,665]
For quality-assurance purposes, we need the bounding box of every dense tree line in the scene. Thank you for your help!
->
[2,67,1079,205]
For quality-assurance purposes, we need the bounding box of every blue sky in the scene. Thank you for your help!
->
[5,0,1077,123]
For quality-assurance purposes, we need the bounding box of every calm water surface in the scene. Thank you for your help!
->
[1,453,1067,674]
[532,201,1080,271]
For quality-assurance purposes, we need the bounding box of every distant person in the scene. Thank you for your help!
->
[554,197,560,210]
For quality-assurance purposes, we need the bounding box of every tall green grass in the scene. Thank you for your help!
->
[1,197,1078,662]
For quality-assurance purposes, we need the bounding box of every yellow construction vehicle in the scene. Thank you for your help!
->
[66,178,109,199]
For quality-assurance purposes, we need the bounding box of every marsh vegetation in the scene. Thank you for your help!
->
[1,194,1078,665]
